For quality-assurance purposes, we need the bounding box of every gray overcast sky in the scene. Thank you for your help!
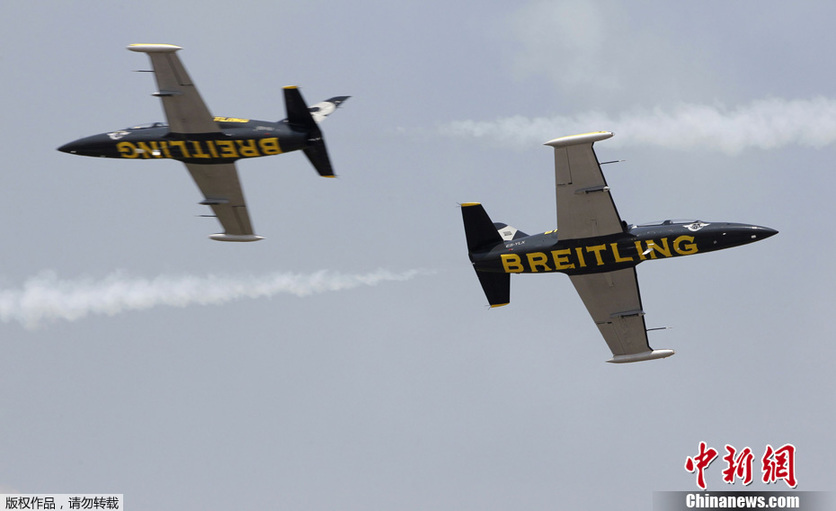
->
[1,1,833,509]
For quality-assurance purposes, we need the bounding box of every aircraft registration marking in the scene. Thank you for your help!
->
[500,235,698,273]
[116,137,283,159]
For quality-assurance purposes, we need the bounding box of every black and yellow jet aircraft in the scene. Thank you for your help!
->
[461,131,777,363]
[58,43,349,242]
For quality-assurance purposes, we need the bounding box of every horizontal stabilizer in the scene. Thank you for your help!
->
[462,203,511,306]
[302,131,334,177]
[308,96,350,123]
[476,271,510,307]
[283,86,340,177]
[461,203,503,252]
[283,86,317,130]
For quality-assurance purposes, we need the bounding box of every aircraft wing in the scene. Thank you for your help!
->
[127,44,220,134]
[569,268,674,363]
[545,132,624,240]
[185,162,262,242]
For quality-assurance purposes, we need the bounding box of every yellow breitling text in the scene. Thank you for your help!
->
[500,236,698,273]
[116,137,283,159]
[213,116,250,123]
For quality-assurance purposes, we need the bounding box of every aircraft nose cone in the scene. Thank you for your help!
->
[710,223,778,250]
[752,225,779,240]
[57,133,116,157]
[57,141,80,154]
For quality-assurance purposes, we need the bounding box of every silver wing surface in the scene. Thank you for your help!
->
[127,44,220,134]
[545,132,624,240]
[129,44,260,241]
[569,268,673,363]
[185,163,261,242]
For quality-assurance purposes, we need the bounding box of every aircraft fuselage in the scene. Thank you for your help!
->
[57,117,309,164]
[470,220,778,276]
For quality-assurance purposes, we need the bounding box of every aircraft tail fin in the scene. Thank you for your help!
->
[301,131,335,177]
[284,86,318,131]
[307,96,351,124]
[476,271,510,308]
[461,203,511,307]
[283,87,349,126]
[461,203,504,252]
[493,222,529,241]
[282,86,346,177]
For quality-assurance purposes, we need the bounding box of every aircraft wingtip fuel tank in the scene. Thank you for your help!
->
[461,131,777,363]
[59,44,350,241]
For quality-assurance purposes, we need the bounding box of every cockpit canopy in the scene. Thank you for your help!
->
[636,219,702,227]
[126,122,169,130]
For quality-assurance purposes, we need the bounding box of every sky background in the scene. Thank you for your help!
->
[1,1,834,509]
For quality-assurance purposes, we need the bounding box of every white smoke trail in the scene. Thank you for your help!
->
[0,268,431,329]
[439,96,836,154]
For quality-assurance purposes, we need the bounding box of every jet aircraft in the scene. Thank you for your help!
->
[461,131,777,363]
[58,44,349,242]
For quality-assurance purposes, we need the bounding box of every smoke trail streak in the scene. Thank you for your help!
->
[0,269,430,329]
[439,97,836,154]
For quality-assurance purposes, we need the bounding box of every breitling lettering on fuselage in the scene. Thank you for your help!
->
[500,235,698,273]
[116,137,283,160]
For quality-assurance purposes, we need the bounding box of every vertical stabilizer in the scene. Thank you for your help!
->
[283,86,317,130]
[476,271,510,308]
[461,203,511,307]
[283,86,335,177]
[461,203,503,252]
